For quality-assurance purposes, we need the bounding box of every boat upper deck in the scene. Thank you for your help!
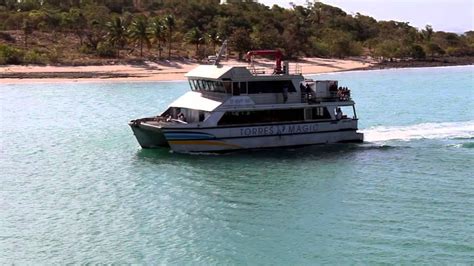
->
[185,64,302,81]
[183,64,353,107]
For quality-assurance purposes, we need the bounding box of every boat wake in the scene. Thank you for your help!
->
[362,121,474,142]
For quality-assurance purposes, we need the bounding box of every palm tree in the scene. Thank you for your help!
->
[148,17,165,60]
[207,30,221,54]
[128,16,150,57]
[422,25,434,42]
[106,17,127,58]
[163,14,175,60]
[185,27,204,57]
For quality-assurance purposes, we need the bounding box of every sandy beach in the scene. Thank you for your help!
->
[0,57,374,84]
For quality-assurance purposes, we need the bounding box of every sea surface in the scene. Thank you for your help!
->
[1,66,473,264]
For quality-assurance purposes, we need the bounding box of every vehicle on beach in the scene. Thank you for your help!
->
[129,43,363,153]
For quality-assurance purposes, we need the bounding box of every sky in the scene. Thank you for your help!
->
[258,0,474,33]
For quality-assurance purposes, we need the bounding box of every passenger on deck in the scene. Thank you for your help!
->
[300,83,306,102]
[282,87,288,103]
[300,83,306,92]
[178,113,186,122]
[305,84,313,101]
[336,107,343,120]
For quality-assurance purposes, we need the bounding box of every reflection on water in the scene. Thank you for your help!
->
[135,142,397,162]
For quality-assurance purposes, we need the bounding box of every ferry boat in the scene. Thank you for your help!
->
[129,43,363,153]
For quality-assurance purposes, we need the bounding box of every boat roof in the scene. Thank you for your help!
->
[169,91,222,111]
[185,65,253,80]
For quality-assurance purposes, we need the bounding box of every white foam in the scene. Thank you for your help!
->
[362,121,474,142]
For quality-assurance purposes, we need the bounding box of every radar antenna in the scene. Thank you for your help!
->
[214,40,228,66]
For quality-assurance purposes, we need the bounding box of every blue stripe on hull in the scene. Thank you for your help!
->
[164,131,216,141]
[165,128,358,141]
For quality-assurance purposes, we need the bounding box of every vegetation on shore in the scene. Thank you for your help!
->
[0,0,473,65]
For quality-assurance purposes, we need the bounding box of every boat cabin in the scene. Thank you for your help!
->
[185,65,351,100]
[156,64,356,126]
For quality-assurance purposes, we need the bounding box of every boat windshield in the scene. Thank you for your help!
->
[336,105,357,119]
[188,79,230,93]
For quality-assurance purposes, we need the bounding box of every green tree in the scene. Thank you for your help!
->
[250,24,282,50]
[148,16,165,59]
[62,8,87,46]
[410,44,426,59]
[0,44,24,64]
[206,29,221,54]
[106,16,127,58]
[2,0,18,10]
[82,4,110,50]
[329,32,352,58]
[422,25,433,42]
[17,0,40,11]
[374,39,401,61]
[425,42,445,57]
[353,13,379,41]
[128,16,150,57]
[163,14,175,60]
[185,27,203,57]
[229,28,252,60]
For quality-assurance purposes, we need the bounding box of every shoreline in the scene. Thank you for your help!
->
[1,57,472,84]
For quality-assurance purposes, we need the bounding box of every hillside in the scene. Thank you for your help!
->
[0,0,473,65]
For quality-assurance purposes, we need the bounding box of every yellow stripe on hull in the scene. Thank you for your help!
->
[168,140,242,149]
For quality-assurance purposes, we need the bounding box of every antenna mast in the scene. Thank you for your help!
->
[214,40,227,66]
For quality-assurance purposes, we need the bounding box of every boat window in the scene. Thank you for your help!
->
[247,80,296,94]
[337,106,356,119]
[189,79,227,93]
[200,80,206,90]
[209,81,216,91]
[232,82,240,95]
[312,107,331,120]
[204,80,212,91]
[216,81,225,93]
[195,80,203,90]
[189,80,197,91]
[218,109,304,125]
[240,82,247,94]
[223,81,232,94]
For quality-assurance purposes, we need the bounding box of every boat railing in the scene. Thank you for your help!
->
[291,63,302,75]
[248,66,267,75]
[247,63,302,76]
[301,92,352,104]
[131,116,192,126]
[130,116,161,126]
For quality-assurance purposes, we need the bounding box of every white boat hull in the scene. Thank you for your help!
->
[130,119,363,153]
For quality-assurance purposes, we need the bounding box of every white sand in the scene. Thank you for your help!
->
[0,57,375,84]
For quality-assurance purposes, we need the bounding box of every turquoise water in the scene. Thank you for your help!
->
[1,66,473,264]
